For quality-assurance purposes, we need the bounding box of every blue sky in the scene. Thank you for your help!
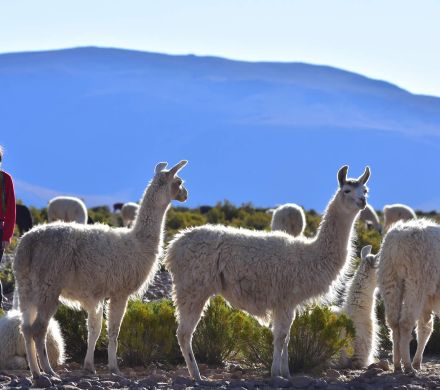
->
[1,0,440,96]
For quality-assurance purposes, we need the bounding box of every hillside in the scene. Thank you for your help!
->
[1,47,439,210]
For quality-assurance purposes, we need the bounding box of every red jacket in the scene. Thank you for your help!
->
[0,170,16,242]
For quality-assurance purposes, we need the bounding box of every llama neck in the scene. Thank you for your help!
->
[344,266,377,316]
[131,182,169,250]
[306,195,358,292]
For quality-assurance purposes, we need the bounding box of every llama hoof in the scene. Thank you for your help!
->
[412,361,421,370]
[110,368,123,376]
[83,364,96,375]
[403,366,417,376]
[393,365,403,374]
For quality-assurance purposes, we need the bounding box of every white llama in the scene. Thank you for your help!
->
[165,165,370,380]
[270,203,306,237]
[0,310,65,370]
[338,245,379,368]
[378,218,440,374]
[13,161,188,378]
[359,204,382,233]
[120,202,139,227]
[383,204,416,233]
[47,196,88,224]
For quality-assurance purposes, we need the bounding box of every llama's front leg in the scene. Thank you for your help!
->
[413,308,433,371]
[107,298,128,375]
[83,303,104,373]
[271,307,295,378]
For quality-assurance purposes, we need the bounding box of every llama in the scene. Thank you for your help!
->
[166,165,370,380]
[121,202,139,227]
[383,204,416,233]
[13,160,188,378]
[378,218,440,374]
[16,204,34,236]
[270,203,306,237]
[338,245,379,368]
[0,310,65,370]
[359,204,382,233]
[47,196,88,224]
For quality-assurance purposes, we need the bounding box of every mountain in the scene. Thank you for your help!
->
[1,47,440,211]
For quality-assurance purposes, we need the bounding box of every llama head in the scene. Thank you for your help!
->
[154,160,188,203]
[335,165,370,213]
[360,245,379,269]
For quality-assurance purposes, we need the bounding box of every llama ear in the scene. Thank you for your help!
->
[360,245,372,260]
[357,166,371,185]
[155,162,168,174]
[168,160,188,176]
[337,165,349,187]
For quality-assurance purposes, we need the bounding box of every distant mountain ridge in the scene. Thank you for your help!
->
[1,47,439,210]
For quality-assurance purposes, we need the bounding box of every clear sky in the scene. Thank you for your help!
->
[1,0,439,96]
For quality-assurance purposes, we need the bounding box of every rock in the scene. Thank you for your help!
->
[77,381,93,389]
[198,379,225,387]
[18,377,33,387]
[34,375,53,388]
[325,369,341,379]
[230,371,243,380]
[289,375,314,388]
[325,384,347,390]
[173,376,194,386]
[267,376,292,388]
[364,368,384,378]
[61,386,80,390]
[0,376,9,383]
[313,379,328,388]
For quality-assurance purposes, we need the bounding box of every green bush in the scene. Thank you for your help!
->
[54,305,108,362]
[193,296,246,365]
[118,299,182,366]
[239,305,354,372]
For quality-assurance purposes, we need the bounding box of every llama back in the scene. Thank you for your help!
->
[379,219,440,298]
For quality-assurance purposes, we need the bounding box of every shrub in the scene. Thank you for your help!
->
[54,305,108,362]
[118,299,182,366]
[239,305,354,372]
[193,296,246,365]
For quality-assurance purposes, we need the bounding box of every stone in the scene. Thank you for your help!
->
[267,376,292,388]
[34,375,53,388]
[77,381,93,389]
[0,376,9,383]
[290,375,314,388]
[173,376,194,386]
[326,369,341,379]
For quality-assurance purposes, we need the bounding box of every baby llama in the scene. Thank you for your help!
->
[359,204,382,233]
[13,160,188,378]
[378,218,440,374]
[166,165,370,380]
[270,203,306,237]
[338,245,379,368]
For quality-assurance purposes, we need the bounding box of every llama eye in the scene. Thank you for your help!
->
[344,189,351,194]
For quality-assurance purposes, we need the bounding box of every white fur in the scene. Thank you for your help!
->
[0,310,65,370]
[338,245,379,368]
[359,204,382,233]
[270,203,306,237]
[165,165,370,380]
[47,196,88,224]
[13,161,188,378]
[120,202,139,227]
[378,218,440,374]
[383,203,416,233]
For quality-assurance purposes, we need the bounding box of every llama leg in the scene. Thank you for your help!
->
[412,307,433,370]
[83,303,104,373]
[176,299,207,381]
[33,300,59,377]
[107,298,128,374]
[271,307,295,378]
[21,306,41,378]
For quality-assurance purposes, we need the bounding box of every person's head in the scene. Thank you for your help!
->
[0,145,3,164]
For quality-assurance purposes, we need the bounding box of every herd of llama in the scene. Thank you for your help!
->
[1,160,438,382]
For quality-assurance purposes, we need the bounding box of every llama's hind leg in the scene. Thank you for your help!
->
[176,298,208,381]
[412,306,433,371]
[83,302,104,374]
[107,297,128,375]
[21,306,41,378]
[271,307,295,378]
[33,299,60,377]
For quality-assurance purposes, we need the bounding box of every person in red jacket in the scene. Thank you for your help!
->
[0,145,16,309]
